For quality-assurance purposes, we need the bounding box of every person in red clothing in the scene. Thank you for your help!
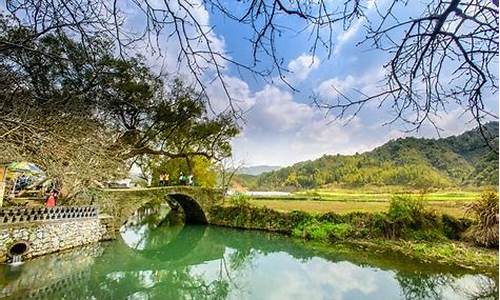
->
[46,191,57,207]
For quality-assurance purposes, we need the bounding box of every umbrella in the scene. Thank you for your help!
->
[9,162,44,174]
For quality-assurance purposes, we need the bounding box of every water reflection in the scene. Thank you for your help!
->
[0,212,497,299]
[120,202,174,250]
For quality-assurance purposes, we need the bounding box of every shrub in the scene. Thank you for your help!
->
[385,195,442,239]
[441,214,471,240]
[368,213,392,238]
[229,192,251,207]
[328,223,355,241]
[388,195,426,226]
[464,191,499,248]
[292,220,355,241]
[317,212,344,223]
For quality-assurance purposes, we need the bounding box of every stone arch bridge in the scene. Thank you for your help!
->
[99,187,224,228]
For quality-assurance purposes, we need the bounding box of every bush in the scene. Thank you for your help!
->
[441,214,471,240]
[385,195,442,239]
[229,192,251,207]
[464,191,499,248]
[388,195,426,225]
[328,223,355,241]
[292,220,355,241]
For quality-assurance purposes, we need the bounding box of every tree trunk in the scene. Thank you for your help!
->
[0,166,6,207]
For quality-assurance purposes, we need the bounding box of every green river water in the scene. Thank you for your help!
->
[0,205,498,300]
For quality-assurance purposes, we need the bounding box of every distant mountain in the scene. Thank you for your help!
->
[236,165,281,176]
[249,122,498,190]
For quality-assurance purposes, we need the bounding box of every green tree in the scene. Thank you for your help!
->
[0,20,238,199]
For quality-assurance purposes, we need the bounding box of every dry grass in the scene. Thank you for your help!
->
[464,192,499,247]
[250,199,468,218]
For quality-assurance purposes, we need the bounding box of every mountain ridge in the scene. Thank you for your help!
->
[235,165,281,176]
[238,122,498,190]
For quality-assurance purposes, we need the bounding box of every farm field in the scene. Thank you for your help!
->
[247,187,497,218]
[249,199,468,217]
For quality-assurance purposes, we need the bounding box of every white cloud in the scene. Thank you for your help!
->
[332,0,381,55]
[206,75,256,115]
[229,83,377,166]
[226,253,395,300]
[123,0,228,82]
[316,67,386,101]
[287,54,320,82]
[248,85,314,132]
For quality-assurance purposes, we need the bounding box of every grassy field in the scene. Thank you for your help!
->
[247,187,496,218]
[250,199,468,217]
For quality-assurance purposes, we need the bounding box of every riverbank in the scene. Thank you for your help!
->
[208,202,498,272]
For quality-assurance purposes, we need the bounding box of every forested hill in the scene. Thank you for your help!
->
[251,122,499,190]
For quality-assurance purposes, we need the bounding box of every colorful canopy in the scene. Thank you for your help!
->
[8,162,44,174]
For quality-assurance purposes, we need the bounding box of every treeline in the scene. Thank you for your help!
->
[249,122,498,190]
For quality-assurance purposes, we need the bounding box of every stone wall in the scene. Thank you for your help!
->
[0,243,104,299]
[0,206,113,263]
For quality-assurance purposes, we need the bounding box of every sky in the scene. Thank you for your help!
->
[185,0,498,167]
[5,0,496,168]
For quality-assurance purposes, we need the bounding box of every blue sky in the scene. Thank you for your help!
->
[177,1,498,166]
[3,0,496,167]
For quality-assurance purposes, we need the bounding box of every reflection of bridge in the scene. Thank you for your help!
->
[103,187,224,227]
[1,224,485,300]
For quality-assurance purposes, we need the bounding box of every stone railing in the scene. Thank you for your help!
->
[0,206,98,225]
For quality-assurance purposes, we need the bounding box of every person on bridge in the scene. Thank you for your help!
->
[179,172,187,185]
[45,191,57,207]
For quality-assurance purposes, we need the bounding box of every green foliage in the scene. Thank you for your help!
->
[213,191,477,244]
[0,20,239,196]
[151,156,217,188]
[292,220,355,241]
[231,174,259,190]
[328,223,355,241]
[441,214,471,240]
[252,123,498,190]
[387,195,426,226]
[384,195,447,240]
[464,191,499,248]
[229,193,251,207]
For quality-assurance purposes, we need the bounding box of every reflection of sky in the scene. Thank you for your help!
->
[120,225,149,250]
[227,253,399,300]
[188,250,496,300]
[111,224,497,300]
[4,223,495,300]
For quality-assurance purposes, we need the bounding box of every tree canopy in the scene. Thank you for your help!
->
[251,122,499,190]
[1,0,497,135]
[0,18,239,197]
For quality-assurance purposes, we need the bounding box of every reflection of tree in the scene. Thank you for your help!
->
[5,216,498,300]
[61,268,232,300]
[118,208,247,298]
[120,202,181,250]
[228,248,255,272]
[397,273,453,300]
[397,272,499,300]
[458,275,498,300]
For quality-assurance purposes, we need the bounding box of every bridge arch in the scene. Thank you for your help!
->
[109,187,223,228]
[168,193,207,224]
